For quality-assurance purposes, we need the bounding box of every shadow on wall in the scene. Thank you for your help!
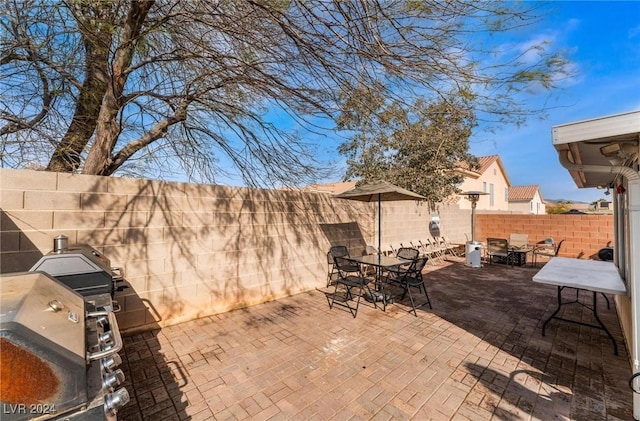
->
[66,178,369,333]
[1,170,371,333]
[319,222,369,256]
[0,210,42,273]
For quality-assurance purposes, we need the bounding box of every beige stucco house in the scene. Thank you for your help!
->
[508,185,546,214]
[457,155,511,211]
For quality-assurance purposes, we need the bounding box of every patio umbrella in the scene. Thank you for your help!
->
[333,180,426,256]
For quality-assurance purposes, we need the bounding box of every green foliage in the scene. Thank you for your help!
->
[338,86,478,203]
[546,202,571,214]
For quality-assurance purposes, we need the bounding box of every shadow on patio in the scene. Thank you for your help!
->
[118,259,632,420]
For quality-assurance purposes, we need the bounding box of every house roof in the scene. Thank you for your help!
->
[302,181,357,194]
[477,155,499,174]
[455,155,512,186]
[509,185,543,202]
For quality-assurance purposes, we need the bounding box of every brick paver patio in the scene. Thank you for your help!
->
[118,259,632,420]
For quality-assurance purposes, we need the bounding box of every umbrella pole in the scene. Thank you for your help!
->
[378,194,382,261]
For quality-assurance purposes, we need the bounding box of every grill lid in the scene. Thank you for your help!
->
[30,244,113,277]
[0,272,88,419]
[0,271,85,357]
[29,244,117,297]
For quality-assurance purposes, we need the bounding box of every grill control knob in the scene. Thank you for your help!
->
[101,353,122,372]
[104,387,130,416]
[103,369,125,389]
[96,315,109,328]
[99,331,114,347]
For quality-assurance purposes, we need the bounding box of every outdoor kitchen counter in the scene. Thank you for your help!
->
[533,256,627,354]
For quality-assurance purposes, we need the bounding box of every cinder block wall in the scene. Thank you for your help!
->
[377,202,468,250]
[1,168,463,332]
[2,168,616,332]
[476,213,614,259]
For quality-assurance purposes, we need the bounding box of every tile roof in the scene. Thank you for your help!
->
[509,185,541,201]
[476,155,500,174]
[455,155,511,186]
[302,181,357,194]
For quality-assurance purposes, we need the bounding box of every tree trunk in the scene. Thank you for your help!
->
[82,0,154,175]
[46,38,110,172]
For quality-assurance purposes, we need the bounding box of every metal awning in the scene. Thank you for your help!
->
[552,110,640,188]
[552,110,640,419]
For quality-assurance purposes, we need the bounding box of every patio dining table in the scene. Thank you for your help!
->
[348,254,412,309]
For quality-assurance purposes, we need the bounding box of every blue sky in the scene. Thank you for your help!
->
[217,1,640,202]
[468,1,640,203]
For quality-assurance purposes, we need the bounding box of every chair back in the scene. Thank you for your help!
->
[396,247,419,261]
[400,256,428,282]
[329,245,350,259]
[332,256,361,277]
[413,256,429,273]
[487,238,508,254]
[554,239,565,256]
[509,233,528,249]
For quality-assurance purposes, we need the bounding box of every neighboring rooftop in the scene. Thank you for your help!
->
[303,181,357,195]
[508,185,543,202]
[455,154,512,186]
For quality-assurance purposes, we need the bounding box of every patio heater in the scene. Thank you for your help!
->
[461,191,488,268]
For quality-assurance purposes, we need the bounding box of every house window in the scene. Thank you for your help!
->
[489,183,494,206]
[483,182,487,193]
[530,202,533,212]
[504,188,508,202]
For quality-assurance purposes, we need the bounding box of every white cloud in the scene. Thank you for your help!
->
[565,18,581,33]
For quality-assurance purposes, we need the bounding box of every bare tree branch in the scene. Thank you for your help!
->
[1,0,571,187]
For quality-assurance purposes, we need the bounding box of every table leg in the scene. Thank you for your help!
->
[591,291,618,355]
[542,285,564,336]
[368,266,387,311]
[541,286,618,355]
[379,267,388,311]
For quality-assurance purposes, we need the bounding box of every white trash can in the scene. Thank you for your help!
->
[465,241,482,268]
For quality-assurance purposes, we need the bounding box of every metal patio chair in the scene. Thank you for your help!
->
[533,239,565,267]
[327,245,359,287]
[418,239,442,265]
[486,238,510,265]
[396,247,420,261]
[386,256,431,316]
[329,256,374,318]
[509,233,529,249]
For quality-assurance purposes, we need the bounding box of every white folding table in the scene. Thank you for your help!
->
[532,257,627,355]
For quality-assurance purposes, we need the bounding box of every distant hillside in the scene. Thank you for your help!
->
[546,199,590,204]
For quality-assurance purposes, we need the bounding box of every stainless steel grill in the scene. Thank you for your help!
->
[1,237,130,420]
[30,241,126,302]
